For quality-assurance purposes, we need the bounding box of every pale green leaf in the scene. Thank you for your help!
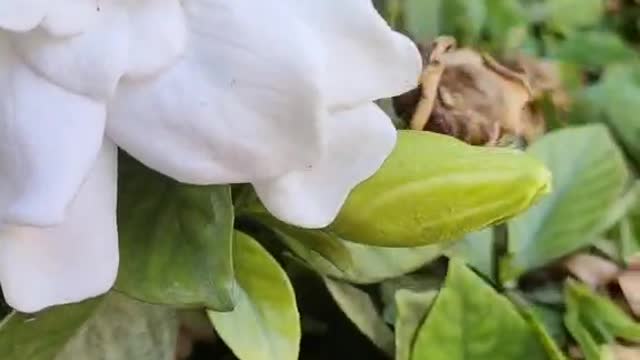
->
[325,278,394,356]
[506,125,628,280]
[394,289,438,360]
[58,294,177,360]
[331,242,443,284]
[0,299,100,360]
[412,260,547,360]
[257,216,353,274]
[584,65,640,165]
[509,294,567,360]
[208,232,300,360]
[261,214,443,284]
[446,227,494,281]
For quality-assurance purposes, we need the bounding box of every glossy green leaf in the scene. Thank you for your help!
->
[506,125,628,280]
[208,232,300,360]
[324,278,394,356]
[59,294,177,360]
[394,289,438,360]
[332,130,551,247]
[0,299,101,360]
[116,156,236,310]
[412,260,547,360]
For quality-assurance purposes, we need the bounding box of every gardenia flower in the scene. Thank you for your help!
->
[0,0,421,313]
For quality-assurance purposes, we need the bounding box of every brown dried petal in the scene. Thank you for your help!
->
[618,271,640,317]
[610,344,640,360]
[394,38,543,146]
[564,254,621,289]
[435,49,533,144]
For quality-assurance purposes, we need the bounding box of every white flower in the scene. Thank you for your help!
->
[0,0,421,312]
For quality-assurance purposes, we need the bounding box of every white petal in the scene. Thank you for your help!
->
[285,0,422,107]
[11,0,187,98]
[124,0,187,78]
[40,0,100,37]
[0,140,118,314]
[10,4,130,99]
[0,0,47,32]
[0,43,106,226]
[107,0,327,184]
[253,103,397,228]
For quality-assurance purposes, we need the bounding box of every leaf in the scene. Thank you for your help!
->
[565,306,602,360]
[552,31,637,69]
[208,232,300,360]
[620,216,640,263]
[332,130,552,247]
[584,64,640,166]
[394,289,438,360]
[404,0,442,43]
[597,181,640,235]
[324,278,395,356]
[544,0,604,34]
[506,125,628,280]
[484,0,529,52]
[116,156,236,310]
[411,260,548,360]
[331,242,443,284]
[445,227,494,281]
[509,293,567,360]
[58,294,177,360]
[0,299,101,360]
[441,0,487,44]
[259,213,443,284]
[566,280,640,343]
[257,216,354,274]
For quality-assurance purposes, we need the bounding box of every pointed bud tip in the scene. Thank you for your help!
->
[524,162,553,206]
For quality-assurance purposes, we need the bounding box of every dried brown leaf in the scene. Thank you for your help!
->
[609,344,640,360]
[393,38,546,146]
[618,271,640,317]
[565,254,621,289]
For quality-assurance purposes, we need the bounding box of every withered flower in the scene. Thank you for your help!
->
[394,37,549,146]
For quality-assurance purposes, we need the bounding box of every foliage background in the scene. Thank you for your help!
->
[2,0,640,359]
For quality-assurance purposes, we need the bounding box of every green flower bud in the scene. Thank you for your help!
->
[331,130,551,247]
